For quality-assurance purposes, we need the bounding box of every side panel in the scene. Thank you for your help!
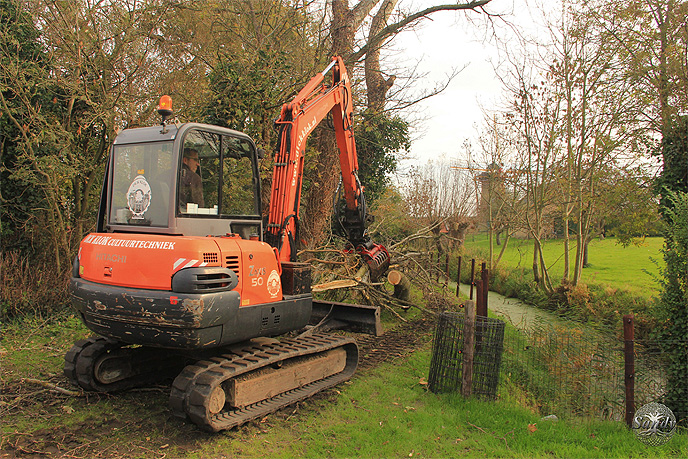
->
[217,237,283,307]
[78,233,225,290]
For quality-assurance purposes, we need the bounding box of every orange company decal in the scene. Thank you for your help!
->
[83,235,175,250]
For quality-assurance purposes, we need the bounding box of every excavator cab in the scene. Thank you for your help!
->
[103,123,263,240]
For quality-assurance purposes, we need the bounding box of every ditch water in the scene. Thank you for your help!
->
[453,282,565,330]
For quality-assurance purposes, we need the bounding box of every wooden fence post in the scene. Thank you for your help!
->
[624,314,635,428]
[462,300,476,398]
[455,256,462,298]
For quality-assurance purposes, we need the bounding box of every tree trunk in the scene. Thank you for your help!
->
[532,242,540,284]
[331,0,356,58]
[562,214,570,282]
[364,0,398,113]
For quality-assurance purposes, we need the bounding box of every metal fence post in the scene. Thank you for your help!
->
[455,256,462,298]
[445,253,450,281]
[479,267,489,317]
[469,259,475,300]
[462,300,476,398]
[624,314,635,428]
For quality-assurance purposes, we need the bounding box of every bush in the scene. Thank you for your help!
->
[0,251,70,317]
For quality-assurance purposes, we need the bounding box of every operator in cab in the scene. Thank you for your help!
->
[179,148,204,211]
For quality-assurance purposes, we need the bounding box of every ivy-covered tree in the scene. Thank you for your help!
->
[355,112,409,204]
[654,191,688,424]
[0,0,49,256]
[204,50,296,146]
[655,115,688,215]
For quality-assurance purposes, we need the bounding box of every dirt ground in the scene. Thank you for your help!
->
[1,311,438,458]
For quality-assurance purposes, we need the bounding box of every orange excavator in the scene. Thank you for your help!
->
[65,56,390,431]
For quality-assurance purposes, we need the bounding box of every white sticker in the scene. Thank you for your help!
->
[267,270,281,298]
[127,175,152,220]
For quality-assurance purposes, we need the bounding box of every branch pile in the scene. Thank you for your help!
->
[300,224,461,319]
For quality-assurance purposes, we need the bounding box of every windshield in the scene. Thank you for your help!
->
[109,141,174,227]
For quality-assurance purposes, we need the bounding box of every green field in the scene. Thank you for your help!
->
[464,234,664,298]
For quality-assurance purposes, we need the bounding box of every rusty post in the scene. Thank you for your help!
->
[445,253,450,281]
[469,259,475,300]
[624,314,635,428]
[475,279,482,313]
[479,266,489,317]
[455,256,462,298]
[462,300,476,398]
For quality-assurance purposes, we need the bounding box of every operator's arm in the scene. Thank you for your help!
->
[190,173,205,207]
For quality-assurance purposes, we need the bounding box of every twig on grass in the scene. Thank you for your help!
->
[23,378,83,397]
[467,421,515,450]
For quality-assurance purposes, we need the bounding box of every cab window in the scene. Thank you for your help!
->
[178,130,220,215]
[178,129,259,217]
[222,136,259,216]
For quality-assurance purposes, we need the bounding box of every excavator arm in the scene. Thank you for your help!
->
[265,56,389,278]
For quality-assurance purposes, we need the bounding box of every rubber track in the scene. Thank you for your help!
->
[169,333,357,432]
[64,337,118,390]
[65,337,186,392]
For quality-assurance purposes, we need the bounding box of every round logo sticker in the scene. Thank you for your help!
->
[127,175,152,220]
[631,402,677,446]
[267,270,281,298]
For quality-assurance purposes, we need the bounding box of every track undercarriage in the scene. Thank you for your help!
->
[65,333,358,432]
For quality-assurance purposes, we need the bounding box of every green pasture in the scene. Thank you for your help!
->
[464,234,664,298]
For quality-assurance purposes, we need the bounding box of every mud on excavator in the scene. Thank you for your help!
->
[65,56,390,432]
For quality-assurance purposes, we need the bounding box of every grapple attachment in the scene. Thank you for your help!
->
[356,241,390,281]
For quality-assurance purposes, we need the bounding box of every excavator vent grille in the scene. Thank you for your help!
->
[225,255,240,279]
[203,252,219,264]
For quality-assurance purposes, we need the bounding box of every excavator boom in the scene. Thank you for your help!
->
[265,57,389,276]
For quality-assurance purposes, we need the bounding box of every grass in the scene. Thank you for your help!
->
[464,234,664,299]
[2,312,687,458]
[192,346,687,458]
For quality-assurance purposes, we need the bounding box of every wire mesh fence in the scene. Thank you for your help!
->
[501,323,625,420]
[500,320,687,423]
[428,308,687,424]
[428,311,505,400]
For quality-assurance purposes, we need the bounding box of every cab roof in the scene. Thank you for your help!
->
[112,123,253,146]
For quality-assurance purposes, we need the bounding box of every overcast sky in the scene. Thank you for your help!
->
[389,0,541,170]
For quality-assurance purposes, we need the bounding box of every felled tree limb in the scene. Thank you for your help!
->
[312,279,358,292]
[387,270,411,303]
